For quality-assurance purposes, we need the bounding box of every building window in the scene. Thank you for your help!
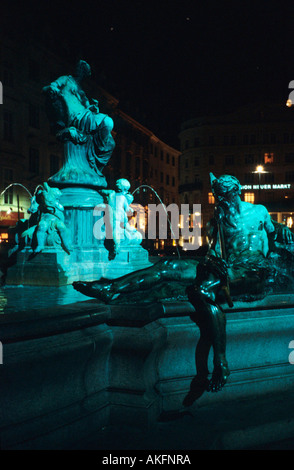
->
[50,154,59,176]
[29,104,40,128]
[285,153,294,164]
[4,187,13,204]
[160,150,163,161]
[172,176,175,187]
[125,152,132,176]
[225,155,235,166]
[3,68,14,87]
[284,133,289,143]
[244,173,254,184]
[3,111,14,141]
[28,59,40,81]
[244,154,254,164]
[172,156,175,166]
[135,157,140,178]
[264,173,274,184]
[3,168,14,204]
[29,148,40,173]
[223,136,229,145]
[208,192,215,204]
[264,153,274,164]
[286,171,294,183]
[166,174,169,185]
[250,135,256,144]
[244,192,255,203]
[166,153,170,164]
[160,172,163,183]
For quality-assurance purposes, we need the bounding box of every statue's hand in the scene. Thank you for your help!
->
[276,225,294,244]
[204,254,228,285]
[88,99,99,113]
[42,85,59,99]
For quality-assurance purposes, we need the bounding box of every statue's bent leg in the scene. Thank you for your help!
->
[73,262,165,302]
[55,221,71,255]
[34,221,48,253]
[187,281,230,392]
[73,259,186,302]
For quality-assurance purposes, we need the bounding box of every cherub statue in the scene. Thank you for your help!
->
[22,183,71,255]
[100,178,142,259]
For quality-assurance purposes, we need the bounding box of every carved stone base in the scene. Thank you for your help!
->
[1,297,294,449]
[6,186,151,286]
[5,245,151,286]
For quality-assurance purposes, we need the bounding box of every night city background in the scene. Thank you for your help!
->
[2,0,294,148]
[2,0,294,452]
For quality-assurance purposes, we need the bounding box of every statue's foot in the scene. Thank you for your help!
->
[73,280,115,303]
[183,375,210,406]
[208,362,230,392]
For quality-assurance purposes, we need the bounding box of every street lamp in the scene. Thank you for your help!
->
[253,165,266,202]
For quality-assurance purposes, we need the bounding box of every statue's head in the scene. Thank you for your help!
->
[75,60,91,81]
[115,178,131,194]
[210,173,241,205]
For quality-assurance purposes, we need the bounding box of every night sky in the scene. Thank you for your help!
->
[1,0,294,147]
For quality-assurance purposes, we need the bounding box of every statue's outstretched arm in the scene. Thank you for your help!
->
[271,219,294,244]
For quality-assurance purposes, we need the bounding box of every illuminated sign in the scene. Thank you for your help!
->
[241,184,292,190]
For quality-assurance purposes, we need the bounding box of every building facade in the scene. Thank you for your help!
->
[179,102,294,244]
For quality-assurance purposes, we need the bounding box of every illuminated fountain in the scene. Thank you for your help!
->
[4,61,150,287]
[1,61,294,451]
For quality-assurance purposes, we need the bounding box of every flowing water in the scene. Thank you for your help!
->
[132,184,181,259]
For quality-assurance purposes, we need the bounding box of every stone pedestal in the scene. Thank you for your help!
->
[1,295,294,449]
[6,187,151,286]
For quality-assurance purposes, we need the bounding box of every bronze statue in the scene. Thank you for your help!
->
[74,173,294,395]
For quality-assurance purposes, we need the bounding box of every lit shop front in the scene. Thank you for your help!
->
[241,183,294,227]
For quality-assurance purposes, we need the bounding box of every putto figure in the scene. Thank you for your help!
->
[74,174,294,394]
[42,60,115,186]
[22,183,71,255]
[99,178,142,259]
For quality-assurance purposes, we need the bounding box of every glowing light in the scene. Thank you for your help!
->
[6,208,11,214]
[256,165,264,173]
[286,99,292,107]
[287,216,293,228]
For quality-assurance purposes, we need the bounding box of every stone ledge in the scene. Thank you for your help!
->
[1,297,294,449]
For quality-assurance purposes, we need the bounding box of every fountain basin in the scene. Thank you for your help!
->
[1,291,294,449]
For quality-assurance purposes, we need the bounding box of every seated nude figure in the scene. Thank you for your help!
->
[74,174,294,393]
